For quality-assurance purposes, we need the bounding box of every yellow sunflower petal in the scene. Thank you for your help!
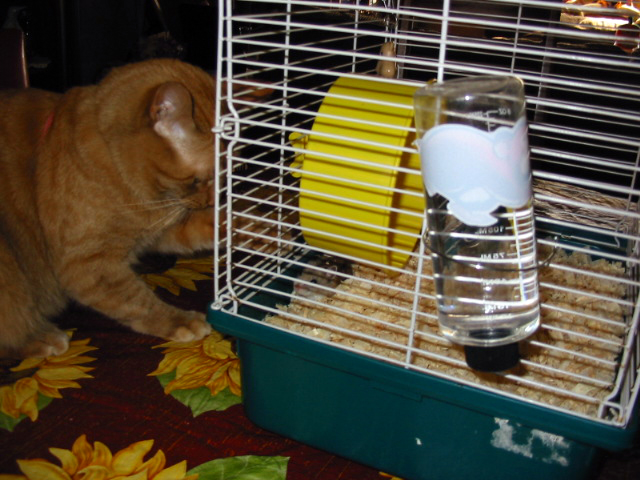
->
[6,336,96,409]
[171,269,212,281]
[71,435,94,471]
[206,360,242,397]
[227,366,242,396]
[48,448,78,475]
[11,357,44,372]
[152,460,188,480]
[35,380,83,399]
[16,459,71,480]
[205,375,228,397]
[59,345,94,357]
[172,278,197,292]
[149,330,241,397]
[175,257,213,272]
[64,340,97,351]
[202,331,224,345]
[163,370,212,394]
[202,339,235,360]
[65,335,90,346]
[34,385,63,400]
[143,274,181,296]
[76,465,110,480]
[36,365,94,382]
[169,267,211,282]
[160,344,195,354]
[162,366,212,392]
[49,342,97,361]
[11,378,40,421]
[149,347,200,376]
[229,382,242,397]
[174,356,208,377]
[11,333,92,368]
[47,354,97,367]
[202,334,229,352]
[168,350,203,368]
[155,337,205,351]
[90,441,113,468]
[135,449,165,479]
[0,385,17,416]
[0,385,21,419]
[111,440,154,476]
[148,363,174,378]
[205,363,235,393]
[112,470,148,480]
[175,358,218,380]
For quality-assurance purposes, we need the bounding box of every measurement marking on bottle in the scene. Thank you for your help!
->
[480,252,506,260]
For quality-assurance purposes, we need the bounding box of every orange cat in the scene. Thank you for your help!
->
[0,59,218,358]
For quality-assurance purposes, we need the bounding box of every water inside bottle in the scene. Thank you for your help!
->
[426,195,540,347]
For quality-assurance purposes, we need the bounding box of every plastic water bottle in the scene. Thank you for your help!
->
[414,75,540,372]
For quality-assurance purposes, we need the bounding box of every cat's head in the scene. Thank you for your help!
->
[95,59,217,210]
[149,79,216,210]
[93,59,272,214]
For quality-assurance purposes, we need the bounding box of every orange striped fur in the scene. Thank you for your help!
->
[0,59,217,358]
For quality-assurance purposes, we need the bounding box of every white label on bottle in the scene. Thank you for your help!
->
[418,117,531,227]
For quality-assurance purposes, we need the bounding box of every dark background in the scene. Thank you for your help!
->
[0,0,217,92]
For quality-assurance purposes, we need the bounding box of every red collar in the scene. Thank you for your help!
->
[39,111,55,144]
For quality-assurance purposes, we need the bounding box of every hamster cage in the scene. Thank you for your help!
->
[209,1,640,479]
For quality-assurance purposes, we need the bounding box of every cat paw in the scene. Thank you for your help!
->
[166,312,212,342]
[20,330,70,358]
[187,208,214,250]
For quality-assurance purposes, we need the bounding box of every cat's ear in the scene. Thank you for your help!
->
[149,82,195,141]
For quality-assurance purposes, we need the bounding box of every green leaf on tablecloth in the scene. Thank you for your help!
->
[0,411,22,432]
[0,394,53,432]
[156,371,242,416]
[187,455,289,480]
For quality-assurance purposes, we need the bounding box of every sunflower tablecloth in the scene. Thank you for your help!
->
[1,254,638,480]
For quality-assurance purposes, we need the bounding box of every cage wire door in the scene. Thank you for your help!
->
[213,0,640,430]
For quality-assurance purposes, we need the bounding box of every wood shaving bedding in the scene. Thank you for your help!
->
[266,246,629,420]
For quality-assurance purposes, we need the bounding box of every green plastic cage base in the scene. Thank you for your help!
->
[208,308,639,480]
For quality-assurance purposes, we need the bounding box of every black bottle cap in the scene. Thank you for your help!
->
[464,343,520,372]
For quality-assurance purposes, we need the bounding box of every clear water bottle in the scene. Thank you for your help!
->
[413,75,540,372]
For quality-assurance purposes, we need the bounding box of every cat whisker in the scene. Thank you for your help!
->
[147,206,185,236]
[120,198,178,207]
[121,198,187,213]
